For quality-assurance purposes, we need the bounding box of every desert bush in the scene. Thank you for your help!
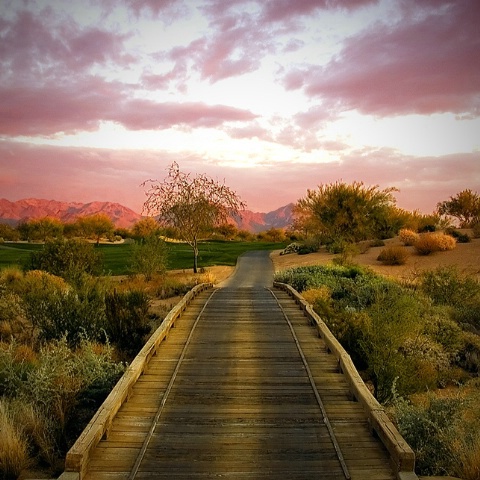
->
[399,228,419,246]
[393,387,480,479]
[472,222,480,238]
[0,267,23,286]
[445,227,471,243]
[455,438,480,480]
[332,243,360,266]
[422,311,463,358]
[0,286,24,341]
[301,287,331,306]
[21,275,107,347]
[1,337,124,465]
[458,332,480,374]
[361,288,428,401]
[325,238,348,254]
[129,235,168,281]
[414,232,456,255]
[421,266,479,307]
[27,238,104,284]
[0,399,31,479]
[104,289,151,356]
[0,341,37,397]
[369,238,386,248]
[392,393,463,475]
[377,245,409,265]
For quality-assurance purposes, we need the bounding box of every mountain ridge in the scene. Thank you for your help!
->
[0,198,294,233]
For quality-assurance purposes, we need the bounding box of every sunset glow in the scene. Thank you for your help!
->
[1,0,479,213]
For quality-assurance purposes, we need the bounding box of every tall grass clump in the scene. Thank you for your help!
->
[377,245,409,265]
[399,228,419,246]
[414,232,456,255]
[0,400,31,480]
[0,338,124,471]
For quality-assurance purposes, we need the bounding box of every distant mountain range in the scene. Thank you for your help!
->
[0,198,294,233]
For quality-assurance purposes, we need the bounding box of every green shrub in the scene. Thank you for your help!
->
[445,228,471,243]
[361,288,428,401]
[129,235,168,280]
[421,266,479,307]
[27,238,104,283]
[369,238,385,248]
[104,289,151,356]
[392,393,463,475]
[21,275,107,347]
[458,332,480,374]
[472,222,480,238]
[297,243,318,255]
[325,238,348,254]
[1,337,124,466]
[377,246,409,265]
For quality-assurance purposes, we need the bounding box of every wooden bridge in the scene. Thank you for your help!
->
[59,252,418,480]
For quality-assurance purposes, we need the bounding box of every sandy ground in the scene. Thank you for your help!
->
[271,236,480,282]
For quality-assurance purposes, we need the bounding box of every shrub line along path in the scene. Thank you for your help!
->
[74,251,402,479]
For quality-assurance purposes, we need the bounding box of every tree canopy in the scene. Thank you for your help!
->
[437,189,480,228]
[142,162,245,272]
[295,181,398,244]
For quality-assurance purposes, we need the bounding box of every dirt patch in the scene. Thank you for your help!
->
[271,236,480,283]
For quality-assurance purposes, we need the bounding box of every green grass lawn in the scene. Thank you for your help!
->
[0,242,44,269]
[0,240,288,275]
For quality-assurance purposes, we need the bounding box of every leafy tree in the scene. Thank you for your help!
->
[76,214,114,245]
[32,217,64,241]
[131,217,160,241]
[437,189,480,228]
[142,162,245,273]
[0,223,20,241]
[130,235,168,280]
[17,217,63,242]
[27,238,104,283]
[215,223,238,240]
[295,181,398,244]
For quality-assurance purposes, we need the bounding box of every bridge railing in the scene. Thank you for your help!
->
[59,283,213,480]
[274,281,418,480]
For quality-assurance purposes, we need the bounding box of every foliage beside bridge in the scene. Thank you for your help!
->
[275,264,480,478]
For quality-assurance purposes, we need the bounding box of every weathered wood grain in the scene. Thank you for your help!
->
[59,284,416,480]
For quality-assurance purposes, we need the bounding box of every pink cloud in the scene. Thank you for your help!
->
[114,99,257,130]
[284,1,480,117]
[161,13,277,83]
[0,10,132,85]
[260,0,378,23]
[0,78,124,135]
[105,0,187,19]
[0,75,256,136]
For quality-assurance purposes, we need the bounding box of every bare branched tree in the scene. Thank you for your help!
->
[142,162,245,273]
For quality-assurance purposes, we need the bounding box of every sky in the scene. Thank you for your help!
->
[0,0,479,214]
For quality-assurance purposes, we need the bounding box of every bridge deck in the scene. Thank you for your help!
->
[83,287,396,480]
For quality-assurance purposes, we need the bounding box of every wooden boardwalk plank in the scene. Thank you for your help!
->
[82,286,396,480]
